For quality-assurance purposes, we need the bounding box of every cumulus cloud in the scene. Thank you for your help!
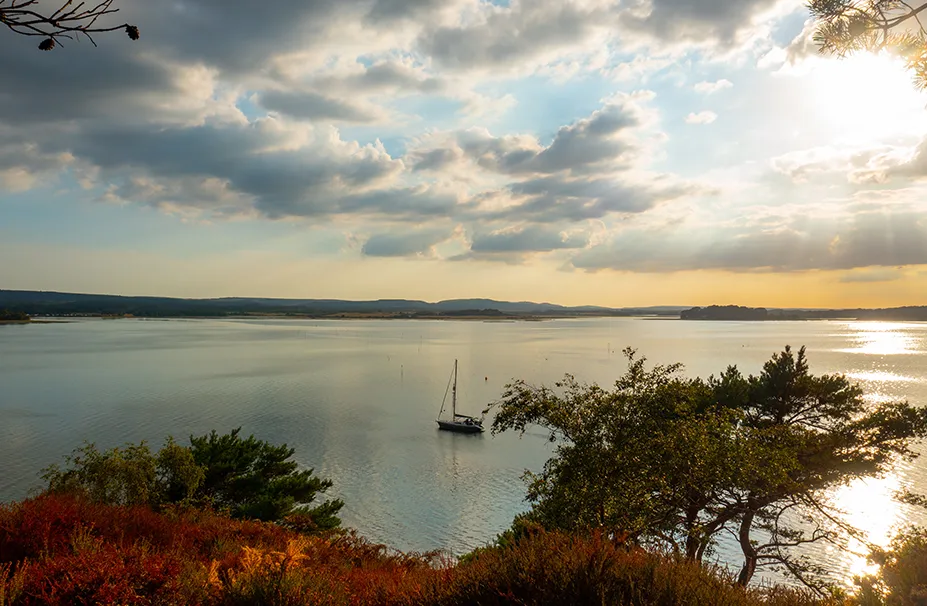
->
[53,119,472,221]
[259,90,387,123]
[0,138,74,192]
[362,228,453,257]
[405,92,703,226]
[311,60,447,95]
[694,79,733,93]
[770,143,919,184]
[414,0,803,75]
[410,92,656,175]
[470,226,590,253]
[0,0,824,278]
[417,1,612,72]
[616,0,804,49]
[685,111,717,124]
[570,211,927,272]
[758,17,819,71]
[497,176,698,223]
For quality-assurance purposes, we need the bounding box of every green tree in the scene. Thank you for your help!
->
[42,440,187,507]
[42,429,342,530]
[188,428,343,528]
[811,0,927,87]
[156,436,206,503]
[491,347,927,592]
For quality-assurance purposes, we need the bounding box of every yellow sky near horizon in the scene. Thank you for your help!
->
[3,242,924,308]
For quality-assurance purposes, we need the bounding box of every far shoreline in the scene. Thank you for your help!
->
[20,314,916,323]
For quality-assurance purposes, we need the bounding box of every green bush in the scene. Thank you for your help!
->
[41,429,342,530]
[190,428,343,528]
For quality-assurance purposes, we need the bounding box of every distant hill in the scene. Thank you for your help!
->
[681,306,768,321]
[7,290,923,321]
[0,290,670,318]
[681,304,927,322]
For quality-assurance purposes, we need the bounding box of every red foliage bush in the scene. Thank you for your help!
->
[0,494,832,606]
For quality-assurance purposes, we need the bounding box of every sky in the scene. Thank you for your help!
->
[2,0,927,307]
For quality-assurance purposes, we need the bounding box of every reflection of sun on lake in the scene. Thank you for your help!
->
[832,474,906,584]
[847,371,916,384]
[840,323,918,355]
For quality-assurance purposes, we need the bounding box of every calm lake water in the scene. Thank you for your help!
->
[2,317,927,583]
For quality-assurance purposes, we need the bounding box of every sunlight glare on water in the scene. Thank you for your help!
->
[832,473,905,584]
[839,322,920,355]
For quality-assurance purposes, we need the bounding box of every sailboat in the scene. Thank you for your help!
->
[436,359,484,434]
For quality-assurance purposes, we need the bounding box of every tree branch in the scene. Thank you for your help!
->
[0,0,138,49]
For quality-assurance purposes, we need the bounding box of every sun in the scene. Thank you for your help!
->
[806,52,927,141]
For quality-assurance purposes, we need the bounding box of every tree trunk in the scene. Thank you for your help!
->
[736,509,757,586]
[684,503,701,559]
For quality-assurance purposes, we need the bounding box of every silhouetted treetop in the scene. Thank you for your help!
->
[812,0,927,87]
[1,0,138,50]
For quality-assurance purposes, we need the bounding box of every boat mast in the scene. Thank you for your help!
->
[452,359,457,418]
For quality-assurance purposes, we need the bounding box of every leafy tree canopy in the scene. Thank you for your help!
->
[490,346,927,592]
[42,428,342,531]
[189,428,343,528]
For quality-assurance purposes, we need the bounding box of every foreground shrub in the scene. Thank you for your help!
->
[41,428,343,529]
[426,529,828,606]
[854,527,927,606]
[0,494,838,605]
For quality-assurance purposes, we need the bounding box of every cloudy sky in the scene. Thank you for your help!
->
[3,0,927,307]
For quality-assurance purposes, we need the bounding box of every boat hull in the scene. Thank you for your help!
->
[437,420,483,434]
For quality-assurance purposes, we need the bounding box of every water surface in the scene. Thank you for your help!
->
[2,317,926,582]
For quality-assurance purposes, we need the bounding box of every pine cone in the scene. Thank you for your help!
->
[126,25,140,40]
[38,38,56,51]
